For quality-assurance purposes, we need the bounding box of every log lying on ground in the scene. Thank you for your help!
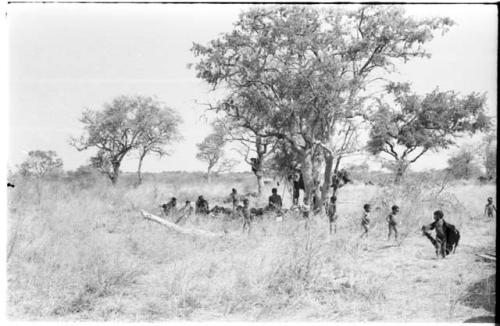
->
[141,210,232,238]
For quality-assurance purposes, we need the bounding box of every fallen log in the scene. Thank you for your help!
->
[141,210,232,238]
[475,253,496,262]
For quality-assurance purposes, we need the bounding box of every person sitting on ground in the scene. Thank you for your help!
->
[268,188,283,212]
[360,204,371,238]
[175,200,194,224]
[241,198,252,234]
[326,195,338,234]
[195,195,209,215]
[484,197,496,218]
[161,197,177,217]
[386,205,400,241]
[421,210,460,258]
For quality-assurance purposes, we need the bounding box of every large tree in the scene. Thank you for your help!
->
[192,5,453,205]
[71,95,180,185]
[367,82,490,183]
[213,96,278,195]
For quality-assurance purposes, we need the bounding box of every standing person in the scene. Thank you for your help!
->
[386,205,400,241]
[241,198,252,235]
[326,195,338,234]
[230,188,239,214]
[292,169,305,206]
[484,197,497,218]
[360,204,371,238]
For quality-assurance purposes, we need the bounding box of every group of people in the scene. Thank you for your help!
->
[160,187,284,233]
[159,175,495,258]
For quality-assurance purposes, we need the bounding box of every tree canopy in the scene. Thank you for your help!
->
[71,95,181,184]
[367,82,490,182]
[192,5,454,200]
[18,150,63,178]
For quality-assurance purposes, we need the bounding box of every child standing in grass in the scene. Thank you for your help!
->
[241,198,252,235]
[484,197,496,218]
[326,195,338,234]
[360,204,371,238]
[386,205,400,241]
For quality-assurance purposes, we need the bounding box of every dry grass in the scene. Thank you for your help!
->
[6,174,496,321]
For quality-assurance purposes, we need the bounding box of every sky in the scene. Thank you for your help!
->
[5,3,498,173]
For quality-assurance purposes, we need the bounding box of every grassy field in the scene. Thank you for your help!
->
[6,173,496,321]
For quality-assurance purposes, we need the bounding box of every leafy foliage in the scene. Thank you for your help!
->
[71,95,181,184]
[367,82,490,182]
[447,147,482,180]
[192,5,454,197]
[18,150,63,178]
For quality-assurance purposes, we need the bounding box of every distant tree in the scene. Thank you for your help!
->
[196,124,235,183]
[447,147,482,180]
[192,5,454,206]
[71,95,180,185]
[18,150,63,178]
[367,82,490,183]
[133,97,182,185]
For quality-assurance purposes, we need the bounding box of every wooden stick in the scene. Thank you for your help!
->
[475,253,496,261]
[141,210,229,238]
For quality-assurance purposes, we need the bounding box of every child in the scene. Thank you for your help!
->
[484,197,496,218]
[326,195,338,234]
[360,204,371,238]
[241,198,252,235]
[421,210,460,258]
[230,188,239,214]
[386,205,400,241]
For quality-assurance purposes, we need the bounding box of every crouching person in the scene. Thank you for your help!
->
[421,210,460,258]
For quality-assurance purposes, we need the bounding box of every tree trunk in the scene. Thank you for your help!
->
[300,149,315,205]
[207,166,212,183]
[110,162,120,185]
[394,160,408,184]
[256,171,263,196]
[320,151,334,206]
[137,152,146,185]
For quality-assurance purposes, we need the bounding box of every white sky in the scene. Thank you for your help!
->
[5,3,498,173]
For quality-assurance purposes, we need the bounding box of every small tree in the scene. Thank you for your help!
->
[18,150,63,178]
[196,124,233,183]
[447,147,482,180]
[367,82,490,183]
[71,95,180,185]
[133,97,182,185]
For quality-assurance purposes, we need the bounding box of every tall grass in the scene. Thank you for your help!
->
[6,174,496,321]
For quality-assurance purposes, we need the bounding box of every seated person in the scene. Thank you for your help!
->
[195,195,210,214]
[268,188,283,211]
